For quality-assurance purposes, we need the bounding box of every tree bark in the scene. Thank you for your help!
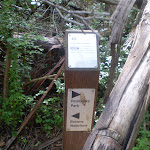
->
[3,45,11,99]
[103,0,137,104]
[103,44,120,104]
[109,0,136,45]
[83,1,150,149]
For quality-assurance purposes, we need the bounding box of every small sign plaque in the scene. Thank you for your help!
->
[67,31,98,69]
[66,88,95,131]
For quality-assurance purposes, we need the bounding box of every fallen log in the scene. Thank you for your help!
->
[83,1,150,149]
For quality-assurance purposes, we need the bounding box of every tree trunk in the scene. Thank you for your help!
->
[103,0,137,104]
[83,1,150,149]
[3,45,11,99]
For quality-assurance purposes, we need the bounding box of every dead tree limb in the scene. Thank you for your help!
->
[103,0,137,104]
[42,0,109,16]
[103,44,120,103]
[42,0,109,38]
[109,0,136,45]
[37,133,63,150]
[83,1,150,149]
[26,56,65,95]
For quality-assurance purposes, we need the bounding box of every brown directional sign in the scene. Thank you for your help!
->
[64,30,99,150]
[66,88,95,131]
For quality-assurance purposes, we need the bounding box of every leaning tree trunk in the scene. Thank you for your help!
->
[83,1,150,150]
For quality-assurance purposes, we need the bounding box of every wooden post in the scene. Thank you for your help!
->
[63,30,99,150]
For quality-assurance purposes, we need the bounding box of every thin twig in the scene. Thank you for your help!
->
[24,74,56,85]
[55,7,84,26]
[42,0,109,33]
[53,8,58,32]
[26,56,65,94]
[37,133,63,150]
[42,0,109,16]
[73,14,103,38]
[84,16,110,20]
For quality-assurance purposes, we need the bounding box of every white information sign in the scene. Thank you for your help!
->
[68,33,97,68]
[66,88,95,131]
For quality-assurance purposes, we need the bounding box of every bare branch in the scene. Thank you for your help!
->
[55,8,84,26]
[99,0,119,5]
[73,14,103,38]
[99,0,139,11]
[42,0,110,16]
[84,16,110,20]
[42,0,107,38]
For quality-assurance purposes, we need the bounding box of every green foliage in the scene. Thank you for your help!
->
[99,38,110,88]
[54,78,65,94]
[0,1,31,39]
[0,0,149,148]
[94,98,105,124]
[0,0,64,140]
[35,97,63,135]
[0,89,63,135]
[0,35,45,131]
[124,9,138,35]
[133,112,150,150]
[0,94,27,129]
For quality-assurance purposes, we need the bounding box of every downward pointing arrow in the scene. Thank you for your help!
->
[72,113,80,119]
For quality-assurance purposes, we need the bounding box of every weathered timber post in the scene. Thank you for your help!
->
[83,1,150,150]
[63,30,100,150]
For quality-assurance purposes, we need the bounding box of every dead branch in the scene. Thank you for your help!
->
[42,0,109,38]
[55,7,84,26]
[24,74,56,85]
[72,14,103,38]
[42,0,109,16]
[99,0,140,11]
[84,16,110,20]
[83,1,150,148]
[37,133,63,150]
[26,56,65,95]
[110,0,137,44]
[99,0,119,5]
[103,44,120,104]
[134,0,147,27]
[103,0,137,104]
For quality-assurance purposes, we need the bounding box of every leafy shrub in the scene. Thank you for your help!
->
[133,112,150,150]
[35,97,63,135]
[0,94,27,129]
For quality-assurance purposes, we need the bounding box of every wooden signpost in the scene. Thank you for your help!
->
[64,30,100,150]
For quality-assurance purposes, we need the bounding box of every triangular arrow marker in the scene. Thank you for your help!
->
[72,113,80,119]
[72,91,80,98]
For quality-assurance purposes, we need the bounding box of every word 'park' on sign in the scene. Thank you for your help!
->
[66,88,95,131]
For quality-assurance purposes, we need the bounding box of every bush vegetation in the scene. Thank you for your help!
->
[0,0,149,149]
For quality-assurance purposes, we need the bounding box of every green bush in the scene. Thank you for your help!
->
[133,112,150,150]
[35,97,63,135]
